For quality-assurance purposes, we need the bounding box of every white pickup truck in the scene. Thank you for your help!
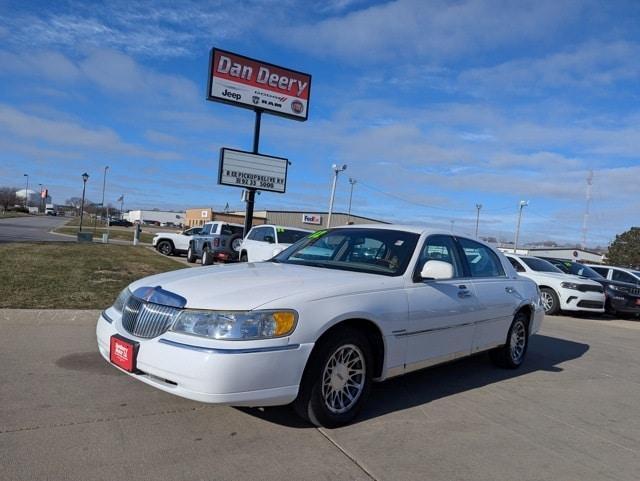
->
[239,224,312,262]
[152,227,203,256]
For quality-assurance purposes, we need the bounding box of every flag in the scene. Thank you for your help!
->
[117,195,124,202]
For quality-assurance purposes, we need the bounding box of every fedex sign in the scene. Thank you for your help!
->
[207,48,311,121]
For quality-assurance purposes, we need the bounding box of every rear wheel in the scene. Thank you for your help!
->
[490,311,529,369]
[230,235,243,253]
[202,245,213,266]
[293,328,372,428]
[186,245,196,263]
[156,240,173,256]
[540,287,560,315]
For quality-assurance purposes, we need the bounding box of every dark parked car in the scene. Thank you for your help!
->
[109,219,133,227]
[539,257,640,317]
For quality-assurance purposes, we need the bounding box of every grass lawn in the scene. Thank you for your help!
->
[0,211,30,218]
[54,226,155,244]
[0,243,185,309]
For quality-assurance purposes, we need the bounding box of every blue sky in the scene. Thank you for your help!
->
[0,0,639,247]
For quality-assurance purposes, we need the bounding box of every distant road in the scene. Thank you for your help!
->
[0,215,72,243]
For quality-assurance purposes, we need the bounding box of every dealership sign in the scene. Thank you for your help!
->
[219,148,288,194]
[302,214,322,225]
[207,48,311,121]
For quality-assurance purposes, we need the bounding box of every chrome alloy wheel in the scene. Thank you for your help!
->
[510,320,527,363]
[540,291,554,312]
[321,344,366,414]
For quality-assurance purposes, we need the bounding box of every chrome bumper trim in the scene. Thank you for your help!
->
[158,338,300,355]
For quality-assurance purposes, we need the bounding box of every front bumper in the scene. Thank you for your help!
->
[97,312,313,406]
[607,293,640,314]
[559,290,605,313]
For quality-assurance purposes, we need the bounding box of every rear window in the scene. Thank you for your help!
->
[277,228,310,244]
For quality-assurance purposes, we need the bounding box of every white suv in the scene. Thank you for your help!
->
[239,225,312,262]
[506,254,605,315]
[152,227,202,256]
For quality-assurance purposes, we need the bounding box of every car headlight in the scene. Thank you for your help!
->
[171,309,298,340]
[560,282,580,290]
[608,285,627,293]
[113,288,132,314]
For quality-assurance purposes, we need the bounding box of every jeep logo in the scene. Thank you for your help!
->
[221,89,241,101]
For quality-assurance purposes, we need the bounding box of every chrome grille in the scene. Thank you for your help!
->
[628,287,640,297]
[121,296,180,339]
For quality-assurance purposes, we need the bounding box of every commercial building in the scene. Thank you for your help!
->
[125,210,185,226]
[185,208,386,230]
[498,247,604,264]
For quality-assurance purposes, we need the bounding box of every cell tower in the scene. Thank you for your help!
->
[581,170,593,249]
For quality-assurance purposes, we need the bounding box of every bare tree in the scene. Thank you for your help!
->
[0,186,19,210]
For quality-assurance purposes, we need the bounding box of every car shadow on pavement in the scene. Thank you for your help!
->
[238,334,589,428]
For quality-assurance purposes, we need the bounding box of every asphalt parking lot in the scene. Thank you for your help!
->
[0,215,70,243]
[1,311,638,481]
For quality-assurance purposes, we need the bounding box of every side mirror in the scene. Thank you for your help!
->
[420,260,454,280]
[264,235,275,244]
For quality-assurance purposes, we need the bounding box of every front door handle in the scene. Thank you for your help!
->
[458,285,472,298]
[505,286,515,293]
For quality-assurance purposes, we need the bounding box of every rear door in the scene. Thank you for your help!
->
[456,237,520,353]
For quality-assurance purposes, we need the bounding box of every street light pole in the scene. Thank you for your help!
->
[327,163,347,228]
[23,174,29,209]
[475,204,482,238]
[514,200,528,252]
[79,173,89,232]
[347,178,356,224]
[38,184,43,213]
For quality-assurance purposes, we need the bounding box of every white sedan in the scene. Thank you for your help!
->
[97,225,543,427]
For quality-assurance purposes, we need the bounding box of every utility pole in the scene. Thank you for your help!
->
[327,163,347,228]
[514,200,528,253]
[347,178,356,224]
[475,204,482,238]
[23,174,29,208]
[38,184,43,213]
[581,170,593,249]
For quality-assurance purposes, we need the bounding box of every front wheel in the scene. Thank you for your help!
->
[202,246,213,266]
[490,312,529,369]
[540,287,560,315]
[186,245,196,263]
[293,328,372,428]
[156,240,173,256]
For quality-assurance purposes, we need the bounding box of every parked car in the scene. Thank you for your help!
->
[505,254,605,315]
[152,227,203,256]
[239,225,312,262]
[540,258,640,317]
[584,264,640,285]
[187,222,244,265]
[109,219,133,227]
[97,225,543,427]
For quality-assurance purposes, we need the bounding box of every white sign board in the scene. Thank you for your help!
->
[302,214,322,225]
[218,148,288,193]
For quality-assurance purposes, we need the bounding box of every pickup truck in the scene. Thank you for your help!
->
[152,227,202,256]
[187,222,244,265]
[239,224,312,262]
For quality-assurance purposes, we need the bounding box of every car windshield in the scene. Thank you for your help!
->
[277,228,311,244]
[566,262,602,278]
[273,228,420,276]
[632,271,640,278]
[521,257,563,273]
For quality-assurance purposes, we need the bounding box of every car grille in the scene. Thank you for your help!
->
[121,296,181,339]
[577,300,604,309]
[577,284,603,293]
[627,287,640,297]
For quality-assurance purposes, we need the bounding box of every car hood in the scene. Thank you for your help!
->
[128,261,400,310]
[524,271,601,285]
[153,231,183,237]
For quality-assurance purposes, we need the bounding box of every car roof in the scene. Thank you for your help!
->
[332,223,487,240]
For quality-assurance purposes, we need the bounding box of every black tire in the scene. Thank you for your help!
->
[202,245,213,266]
[240,252,248,262]
[490,311,529,369]
[156,240,173,256]
[540,287,560,315]
[293,328,373,428]
[230,234,243,253]
[186,245,197,263]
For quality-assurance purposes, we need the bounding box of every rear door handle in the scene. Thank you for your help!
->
[458,285,472,298]
[505,286,515,293]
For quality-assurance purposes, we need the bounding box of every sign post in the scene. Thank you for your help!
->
[207,48,311,234]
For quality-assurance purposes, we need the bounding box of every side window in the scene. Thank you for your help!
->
[249,227,270,242]
[416,235,463,278]
[590,266,608,277]
[612,269,636,283]
[200,223,212,235]
[507,256,525,272]
[230,226,244,236]
[458,238,505,278]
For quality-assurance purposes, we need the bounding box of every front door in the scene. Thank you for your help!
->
[405,235,479,371]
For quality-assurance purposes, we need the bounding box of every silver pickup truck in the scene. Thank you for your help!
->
[187,221,244,265]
